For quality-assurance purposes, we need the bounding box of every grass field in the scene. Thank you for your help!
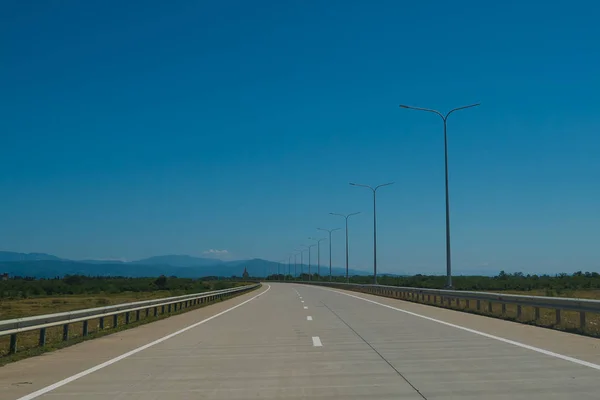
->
[0,284,258,364]
[0,291,175,320]
[495,288,600,300]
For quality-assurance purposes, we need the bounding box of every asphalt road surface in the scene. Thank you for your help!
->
[1,283,599,399]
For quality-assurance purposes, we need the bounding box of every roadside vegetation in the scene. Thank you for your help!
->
[0,275,250,320]
[269,271,600,337]
[0,276,257,363]
[270,271,600,299]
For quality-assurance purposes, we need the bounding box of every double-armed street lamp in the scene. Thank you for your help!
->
[298,247,308,280]
[329,212,361,283]
[349,182,394,284]
[317,227,341,281]
[302,244,316,280]
[309,237,327,278]
[399,103,480,288]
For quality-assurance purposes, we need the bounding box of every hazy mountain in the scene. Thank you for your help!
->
[0,251,373,278]
[132,255,223,268]
[78,259,126,264]
[0,251,63,262]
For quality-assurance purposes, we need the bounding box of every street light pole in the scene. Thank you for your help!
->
[309,237,327,279]
[299,248,308,280]
[318,228,341,281]
[349,182,394,284]
[303,244,316,280]
[294,252,298,278]
[399,103,480,288]
[330,212,361,283]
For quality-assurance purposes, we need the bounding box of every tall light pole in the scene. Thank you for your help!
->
[288,255,292,280]
[309,237,327,279]
[302,244,316,280]
[299,248,308,280]
[293,252,299,278]
[330,212,360,283]
[318,227,341,281]
[399,103,480,288]
[349,182,394,284]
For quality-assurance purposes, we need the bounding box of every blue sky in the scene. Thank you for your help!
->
[1,0,599,275]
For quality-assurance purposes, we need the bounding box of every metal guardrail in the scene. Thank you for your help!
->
[294,281,600,331]
[0,284,260,355]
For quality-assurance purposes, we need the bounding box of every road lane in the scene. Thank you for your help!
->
[301,283,600,399]
[2,282,599,399]
[8,283,425,399]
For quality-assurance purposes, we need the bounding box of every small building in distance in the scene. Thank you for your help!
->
[1,273,8,281]
[242,267,249,279]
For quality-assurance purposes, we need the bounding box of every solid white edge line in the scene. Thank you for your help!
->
[16,284,272,400]
[307,316,313,321]
[317,286,600,371]
[312,336,322,347]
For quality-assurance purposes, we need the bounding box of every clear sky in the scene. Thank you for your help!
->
[1,0,599,275]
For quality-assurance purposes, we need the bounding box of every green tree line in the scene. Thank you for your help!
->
[266,271,600,294]
[0,275,249,299]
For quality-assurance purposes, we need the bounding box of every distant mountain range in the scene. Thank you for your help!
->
[0,251,372,279]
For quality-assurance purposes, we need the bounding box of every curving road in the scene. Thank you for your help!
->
[1,283,599,399]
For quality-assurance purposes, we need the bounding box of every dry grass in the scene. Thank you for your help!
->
[0,291,174,321]
[492,288,600,300]
[0,286,259,364]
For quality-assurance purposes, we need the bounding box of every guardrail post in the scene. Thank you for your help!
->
[555,309,561,325]
[63,324,69,341]
[580,312,586,330]
[145,308,149,318]
[9,334,17,354]
[39,328,47,346]
[517,305,522,319]
[168,304,172,313]
[466,299,470,309]
[488,301,493,313]
[125,312,130,324]
[154,307,158,317]
[162,305,165,313]
[83,320,89,336]
[476,300,481,311]
[535,307,540,320]
[113,314,118,328]
[136,310,141,321]
[501,303,506,315]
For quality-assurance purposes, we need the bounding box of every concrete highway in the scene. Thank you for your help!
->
[1,283,599,399]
